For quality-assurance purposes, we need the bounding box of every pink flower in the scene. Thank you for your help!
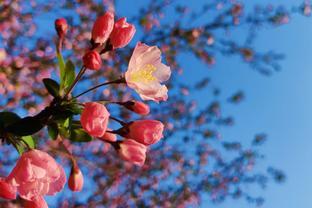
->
[126,120,164,145]
[68,166,84,192]
[0,178,16,200]
[125,42,171,102]
[99,128,117,142]
[91,12,115,45]
[81,102,110,137]
[119,139,147,166]
[110,17,136,49]
[54,18,68,38]
[122,100,150,115]
[83,50,102,70]
[7,149,66,203]
[24,196,48,208]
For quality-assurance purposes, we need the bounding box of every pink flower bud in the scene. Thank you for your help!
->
[122,101,150,115]
[24,196,48,208]
[68,166,84,192]
[119,139,147,166]
[81,102,110,137]
[54,18,68,38]
[99,128,117,142]
[91,12,115,45]
[0,178,16,200]
[110,17,136,49]
[126,120,164,145]
[83,50,102,70]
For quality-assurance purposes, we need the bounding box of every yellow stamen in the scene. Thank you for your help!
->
[130,64,157,83]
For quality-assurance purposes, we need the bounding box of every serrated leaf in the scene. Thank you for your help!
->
[69,128,92,142]
[0,112,21,129]
[48,123,58,140]
[5,117,44,136]
[43,78,60,98]
[62,60,75,91]
[16,135,35,155]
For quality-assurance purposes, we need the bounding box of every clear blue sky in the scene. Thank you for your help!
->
[119,0,312,207]
[31,0,312,207]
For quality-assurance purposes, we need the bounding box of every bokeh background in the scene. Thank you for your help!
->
[1,0,312,207]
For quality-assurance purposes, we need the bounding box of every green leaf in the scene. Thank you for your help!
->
[0,112,21,129]
[16,135,35,155]
[57,52,65,80]
[62,60,75,91]
[43,78,60,98]
[47,123,59,140]
[69,128,92,142]
[5,117,44,136]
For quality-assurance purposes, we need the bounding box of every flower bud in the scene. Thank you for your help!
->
[122,101,150,115]
[54,18,68,38]
[68,166,84,192]
[119,139,147,166]
[24,196,48,208]
[91,12,115,45]
[81,102,110,137]
[126,120,164,145]
[99,128,117,142]
[83,50,102,70]
[0,178,16,200]
[110,17,136,49]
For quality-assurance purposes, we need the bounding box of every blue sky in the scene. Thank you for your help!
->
[15,0,312,207]
[118,0,312,207]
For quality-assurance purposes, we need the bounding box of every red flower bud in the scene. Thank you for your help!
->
[81,102,110,137]
[122,101,150,115]
[119,139,147,166]
[110,17,136,49]
[54,18,68,38]
[0,178,16,200]
[91,12,115,45]
[83,50,102,70]
[68,166,84,192]
[126,120,164,145]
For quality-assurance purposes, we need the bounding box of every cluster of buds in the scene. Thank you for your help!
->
[0,9,171,208]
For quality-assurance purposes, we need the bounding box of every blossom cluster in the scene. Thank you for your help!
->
[0,11,171,207]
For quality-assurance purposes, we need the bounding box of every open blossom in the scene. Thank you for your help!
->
[125,42,171,102]
[83,50,102,70]
[119,139,147,166]
[126,120,164,145]
[81,102,110,137]
[91,12,114,44]
[68,166,84,192]
[0,178,16,200]
[7,149,66,205]
[110,17,136,48]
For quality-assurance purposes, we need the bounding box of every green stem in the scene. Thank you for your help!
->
[63,66,86,99]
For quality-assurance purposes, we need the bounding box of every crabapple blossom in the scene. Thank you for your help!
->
[91,12,115,45]
[68,166,84,192]
[54,18,68,38]
[80,102,110,137]
[126,120,164,145]
[110,17,136,49]
[118,139,147,166]
[0,178,16,200]
[7,149,66,204]
[83,50,102,70]
[99,128,117,142]
[24,196,48,208]
[122,100,150,115]
[125,42,171,102]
